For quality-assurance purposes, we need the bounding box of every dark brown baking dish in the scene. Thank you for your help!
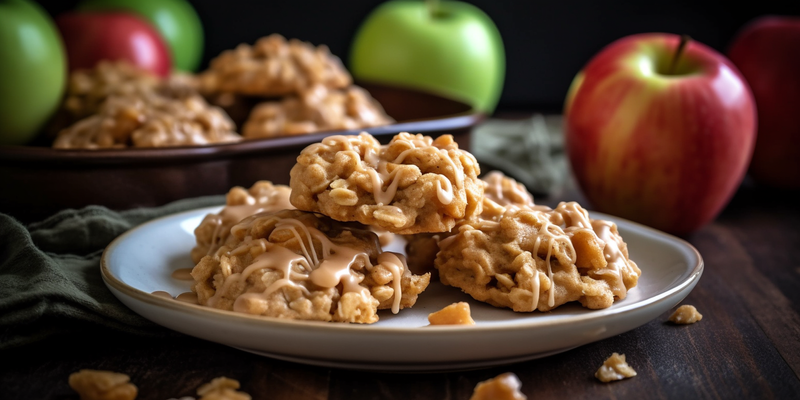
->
[0,83,483,223]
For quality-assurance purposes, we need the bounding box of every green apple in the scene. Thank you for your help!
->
[78,0,203,72]
[0,0,66,145]
[350,0,505,113]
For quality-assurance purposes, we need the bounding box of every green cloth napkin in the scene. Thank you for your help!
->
[0,195,225,350]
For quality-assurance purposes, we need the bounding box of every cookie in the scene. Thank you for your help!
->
[191,209,430,323]
[289,131,483,234]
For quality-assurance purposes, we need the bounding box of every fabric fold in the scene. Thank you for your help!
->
[0,195,224,350]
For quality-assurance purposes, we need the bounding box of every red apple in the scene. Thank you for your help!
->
[564,33,757,235]
[55,11,171,77]
[727,16,800,190]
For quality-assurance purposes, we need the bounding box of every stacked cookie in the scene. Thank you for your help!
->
[50,34,394,149]
[199,34,394,139]
[289,131,483,234]
[52,61,240,149]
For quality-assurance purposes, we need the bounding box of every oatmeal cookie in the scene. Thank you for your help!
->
[199,34,351,97]
[53,91,241,149]
[192,181,294,264]
[47,61,201,135]
[435,202,641,312]
[480,170,539,216]
[290,132,483,234]
[61,61,159,122]
[404,171,540,274]
[242,84,393,138]
[191,209,430,323]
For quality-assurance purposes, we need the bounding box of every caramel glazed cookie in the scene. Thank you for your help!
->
[433,171,642,312]
[289,131,484,235]
[191,181,295,264]
[403,170,539,275]
[191,209,430,323]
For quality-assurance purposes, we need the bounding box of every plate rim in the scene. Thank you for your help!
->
[0,113,481,164]
[0,81,483,165]
[100,205,704,336]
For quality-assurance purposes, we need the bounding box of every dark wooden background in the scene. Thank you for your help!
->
[2,155,798,399]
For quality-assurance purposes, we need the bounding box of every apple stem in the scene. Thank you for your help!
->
[668,35,691,75]
[427,0,441,18]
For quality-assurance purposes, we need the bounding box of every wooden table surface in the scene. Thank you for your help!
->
[2,158,800,399]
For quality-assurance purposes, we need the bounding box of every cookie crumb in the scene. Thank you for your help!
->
[428,302,475,325]
[669,305,703,324]
[197,377,251,400]
[595,353,637,383]
[68,369,137,400]
[470,372,527,400]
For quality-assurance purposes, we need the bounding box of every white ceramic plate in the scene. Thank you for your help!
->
[101,206,703,372]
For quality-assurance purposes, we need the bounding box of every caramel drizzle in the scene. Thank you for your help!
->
[437,209,573,310]
[323,133,467,207]
[535,202,642,308]
[370,226,396,247]
[528,216,573,309]
[551,202,632,298]
[218,217,406,314]
[439,197,634,311]
[204,187,294,258]
[377,252,406,314]
[590,219,635,298]
[552,202,593,229]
